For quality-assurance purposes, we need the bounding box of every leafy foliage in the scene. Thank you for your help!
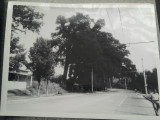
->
[28,37,56,95]
[146,68,159,92]
[9,37,26,71]
[29,37,56,81]
[12,5,44,33]
[51,13,136,91]
[9,5,44,72]
[129,68,158,93]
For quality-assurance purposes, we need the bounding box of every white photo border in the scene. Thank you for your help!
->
[1,1,160,120]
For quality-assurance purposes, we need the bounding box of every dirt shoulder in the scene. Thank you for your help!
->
[8,81,68,100]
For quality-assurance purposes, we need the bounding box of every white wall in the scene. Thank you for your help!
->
[8,81,27,90]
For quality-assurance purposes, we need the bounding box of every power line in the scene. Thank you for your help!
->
[118,8,123,32]
[126,41,154,45]
[111,41,154,46]
[109,9,154,47]
[117,9,154,47]
[106,9,116,37]
[118,8,126,43]
[106,9,114,30]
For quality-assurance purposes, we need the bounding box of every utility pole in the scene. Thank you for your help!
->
[141,58,148,94]
[91,67,94,92]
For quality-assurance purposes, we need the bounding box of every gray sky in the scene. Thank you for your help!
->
[17,5,159,75]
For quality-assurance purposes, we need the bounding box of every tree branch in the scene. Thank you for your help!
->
[12,25,26,34]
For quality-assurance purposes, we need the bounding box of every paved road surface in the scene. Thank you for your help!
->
[7,89,155,116]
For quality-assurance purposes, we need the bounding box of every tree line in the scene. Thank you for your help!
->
[9,5,159,95]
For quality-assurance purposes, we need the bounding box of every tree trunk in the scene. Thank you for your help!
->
[109,77,112,88]
[91,67,94,92]
[125,78,127,89]
[103,73,106,91]
[46,80,49,96]
[37,81,40,97]
[63,60,69,81]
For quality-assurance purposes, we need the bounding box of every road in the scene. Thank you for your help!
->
[7,89,156,116]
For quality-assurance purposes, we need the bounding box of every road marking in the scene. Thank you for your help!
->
[118,96,127,107]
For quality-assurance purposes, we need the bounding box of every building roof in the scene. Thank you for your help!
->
[9,70,32,76]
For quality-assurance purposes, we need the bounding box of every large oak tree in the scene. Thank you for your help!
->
[52,13,136,91]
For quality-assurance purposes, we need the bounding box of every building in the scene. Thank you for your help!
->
[8,70,32,90]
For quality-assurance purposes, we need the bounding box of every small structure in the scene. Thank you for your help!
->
[8,70,32,90]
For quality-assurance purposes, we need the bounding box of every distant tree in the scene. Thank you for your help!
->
[131,68,158,93]
[146,68,159,92]
[29,38,56,96]
[9,5,44,72]
[133,72,145,92]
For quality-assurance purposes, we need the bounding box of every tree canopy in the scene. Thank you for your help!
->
[51,13,136,91]
[9,5,44,72]
[12,5,44,33]
[9,37,26,71]
[29,37,56,95]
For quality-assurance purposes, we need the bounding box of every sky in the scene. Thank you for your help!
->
[16,4,159,76]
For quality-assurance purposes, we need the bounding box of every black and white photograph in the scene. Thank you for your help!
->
[1,1,160,119]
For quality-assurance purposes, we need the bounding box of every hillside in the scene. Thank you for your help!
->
[8,81,68,99]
